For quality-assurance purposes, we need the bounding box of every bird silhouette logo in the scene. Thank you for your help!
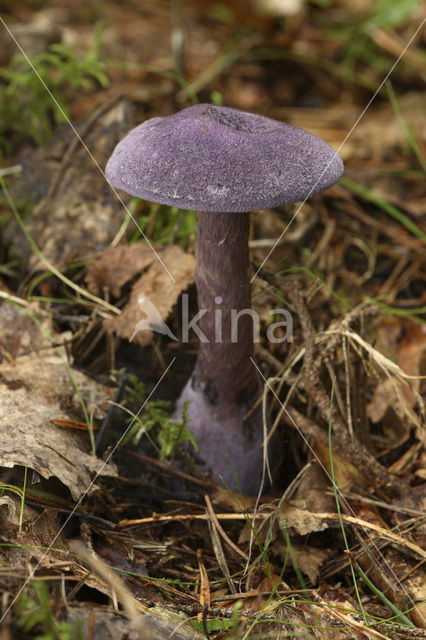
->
[130,294,178,342]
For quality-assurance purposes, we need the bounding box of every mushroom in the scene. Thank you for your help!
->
[105,104,343,494]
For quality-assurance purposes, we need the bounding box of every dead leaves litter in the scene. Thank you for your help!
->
[279,500,329,536]
[86,242,162,298]
[0,349,117,500]
[100,243,195,346]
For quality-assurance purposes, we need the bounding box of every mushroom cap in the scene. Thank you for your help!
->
[106,104,343,213]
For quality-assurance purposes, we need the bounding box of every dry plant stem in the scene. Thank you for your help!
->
[70,539,149,635]
[204,494,249,561]
[115,514,426,558]
[285,282,407,495]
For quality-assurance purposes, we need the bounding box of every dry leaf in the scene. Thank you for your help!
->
[367,378,418,451]
[279,501,329,536]
[236,572,285,613]
[292,462,337,515]
[314,442,366,491]
[397,323,426,392]
[379,549,426,629]
[414,452,426,480]
[404,570,426,629]
[104,244,195,346]
[86,242,161,297]
[367,378,397,424]
[211,486,258,511]
[367,317,425,445]
[339,492,426,628]
[288,544,331,584]
[0,501,67,577]
[0,350,117,500]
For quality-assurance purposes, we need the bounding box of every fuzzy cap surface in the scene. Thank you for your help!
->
[106,104,344,212]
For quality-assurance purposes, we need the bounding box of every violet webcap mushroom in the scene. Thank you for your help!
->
[105,104,343,495]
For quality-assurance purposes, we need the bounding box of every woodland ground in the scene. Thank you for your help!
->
[0,1,425,639]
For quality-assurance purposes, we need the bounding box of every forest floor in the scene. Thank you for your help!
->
[0,1,425,638]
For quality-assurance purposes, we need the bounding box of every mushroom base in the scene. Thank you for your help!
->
[173,377,267,495]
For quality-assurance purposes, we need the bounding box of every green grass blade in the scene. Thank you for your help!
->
[340,176,426,241]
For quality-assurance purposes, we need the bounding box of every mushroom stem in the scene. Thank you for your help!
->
[174,211,265,494]
[193,211,259,404]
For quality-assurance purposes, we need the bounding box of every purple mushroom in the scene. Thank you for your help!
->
[106,104,343,494]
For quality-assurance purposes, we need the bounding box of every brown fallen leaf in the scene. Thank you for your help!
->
[367,317,425,449]
[276,542,331,584]
[0,350,117,500]
[237,507,278,548]
[292,462,337,515]
[211,486,258,511]
[279,500,329,536]
[397,323,426,393]
[379,548,426,629]
[314,442,366,491]
[367,378,414,450]
[104,244,195,346]
[86,242,161,297]
[331,492,426,629]
[276,497,332,584]
[230,572,285,614]
[0,495,21,527]
[237,499,331,582]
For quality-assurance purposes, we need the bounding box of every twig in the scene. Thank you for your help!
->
[118,510,426,559]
